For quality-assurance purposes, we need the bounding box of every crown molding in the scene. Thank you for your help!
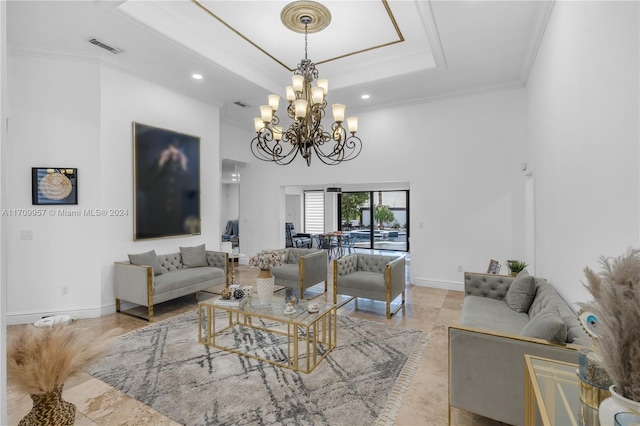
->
[520,0,556,86]
[8,46,102,65]
[415,0,447,70]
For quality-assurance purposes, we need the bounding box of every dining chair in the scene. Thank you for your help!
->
[317,234,336,259]
[344,234,356,254]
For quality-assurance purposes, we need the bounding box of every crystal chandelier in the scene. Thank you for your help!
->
[250,1,362,166]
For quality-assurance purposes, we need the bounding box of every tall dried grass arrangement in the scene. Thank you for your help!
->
[7,323,120,394]
[581,248,640,402]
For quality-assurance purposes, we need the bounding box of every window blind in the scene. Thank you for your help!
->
[304,191,324,234]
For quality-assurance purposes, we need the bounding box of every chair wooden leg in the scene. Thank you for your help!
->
[115,299,121,312]
[148,305,154,322]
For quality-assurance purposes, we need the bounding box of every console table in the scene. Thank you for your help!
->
[524,354,599,426]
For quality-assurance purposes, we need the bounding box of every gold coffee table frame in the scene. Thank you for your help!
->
[198,295,337,373]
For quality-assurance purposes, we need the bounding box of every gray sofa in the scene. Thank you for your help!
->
[333,253,406,318]
[448,271,588,426]
[114,246,228,322]
[270,248,327,298]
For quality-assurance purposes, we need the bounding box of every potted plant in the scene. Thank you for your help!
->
[7,323,118,425]
[506,259,528,276]
[580,248,640,425]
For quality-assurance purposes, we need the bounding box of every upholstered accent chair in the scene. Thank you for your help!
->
[222,219,239,248]
[333,253,406,318]
[285,222,312,248]
[270,248,328,299]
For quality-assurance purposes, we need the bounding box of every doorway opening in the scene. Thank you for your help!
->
[338,190,409,252]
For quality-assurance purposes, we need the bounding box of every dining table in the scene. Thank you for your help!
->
[318,232,352,259]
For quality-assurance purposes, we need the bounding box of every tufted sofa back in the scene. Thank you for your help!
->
[157,253,184,273]
[285,248,318,264]
[464,273,511,300]
[356,254,397,274]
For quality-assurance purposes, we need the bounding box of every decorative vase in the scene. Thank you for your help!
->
[20,385,76,426]
[256,269,274,304]
[599,386,640,426]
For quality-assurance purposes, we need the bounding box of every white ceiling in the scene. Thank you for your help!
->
[6,0,552,127]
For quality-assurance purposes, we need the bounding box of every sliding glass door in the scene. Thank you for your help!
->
[338,190,409,252]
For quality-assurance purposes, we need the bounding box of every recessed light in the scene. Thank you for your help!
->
[192,74,203,80]
[361,94,370,100]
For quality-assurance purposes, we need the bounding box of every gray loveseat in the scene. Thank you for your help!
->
[114,245,228,322]
[270,248,327,299]
[333,253,406,318]
[448,271,588,426]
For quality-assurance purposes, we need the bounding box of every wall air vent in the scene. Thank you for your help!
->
[326,187,342,193]
[89,38,123,54]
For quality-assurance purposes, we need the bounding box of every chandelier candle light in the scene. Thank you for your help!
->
[251,1,362,166]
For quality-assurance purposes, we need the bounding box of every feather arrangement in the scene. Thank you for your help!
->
[580,248,640,402]
[7,323,120,394]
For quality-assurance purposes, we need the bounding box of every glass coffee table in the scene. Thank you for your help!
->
[198,294,337,373]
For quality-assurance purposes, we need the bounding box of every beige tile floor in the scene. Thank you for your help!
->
[7,264,505,425]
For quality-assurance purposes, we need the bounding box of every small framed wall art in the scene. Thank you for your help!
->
[487,259,502,274]
[32,168,78,205]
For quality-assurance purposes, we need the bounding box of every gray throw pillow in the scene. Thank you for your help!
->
[128,250,163,276]
[521,307,568,343]
[504,270,536,313]
[180,244,207,268]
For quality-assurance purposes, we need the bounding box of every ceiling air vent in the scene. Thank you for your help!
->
[89,38,123,54]
[234,101,249,108]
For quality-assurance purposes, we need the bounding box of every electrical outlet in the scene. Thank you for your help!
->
[61,286,68,296]
[20,230,33,240]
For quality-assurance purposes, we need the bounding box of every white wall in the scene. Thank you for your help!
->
[221,183,240,232]
[0,1,7,421]
[98,66,221,310]
[7,55,102,321]
[221,120,253,163]
[5,56,221,324]
[527,1,640,305]
[227,88,528,289]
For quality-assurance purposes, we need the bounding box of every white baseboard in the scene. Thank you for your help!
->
[413,277,464,292]
[6,304,115,326]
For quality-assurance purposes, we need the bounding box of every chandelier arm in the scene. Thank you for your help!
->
[251,126,299,164]
[309,125,363,165]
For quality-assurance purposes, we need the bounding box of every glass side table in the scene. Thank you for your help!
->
[525,354,600,426]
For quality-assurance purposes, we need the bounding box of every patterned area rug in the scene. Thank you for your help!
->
[87,310,429,426]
